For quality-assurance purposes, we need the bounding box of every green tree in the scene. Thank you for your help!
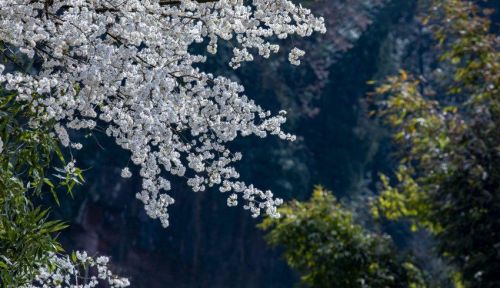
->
[259,186,425,288]
[371,0,500,286]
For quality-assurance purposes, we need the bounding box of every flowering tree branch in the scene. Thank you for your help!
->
[0,0,326,229]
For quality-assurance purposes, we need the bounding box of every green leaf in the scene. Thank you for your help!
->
[71,251,77,263]
[0,261,9,270]
[43,178,54,188]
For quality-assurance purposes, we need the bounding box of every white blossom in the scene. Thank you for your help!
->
[288,47,306,65]
[121,167,132,178]
[71,142,83,150]
[64,160,77,174]
[0,0,326,227]
[23,252,129,288]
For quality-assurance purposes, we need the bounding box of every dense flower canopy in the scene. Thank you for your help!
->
[0,0,325,227]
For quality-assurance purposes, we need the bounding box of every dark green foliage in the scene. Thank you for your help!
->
[0,88,83,286]
[259,186,425,288]
[372,1,500,286]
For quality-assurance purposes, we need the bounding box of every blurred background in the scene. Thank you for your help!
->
[48,1,499,287]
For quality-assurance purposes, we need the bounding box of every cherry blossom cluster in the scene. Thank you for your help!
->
[288,48,306,65]
[0,0,325,227]
[24,251,129,288]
